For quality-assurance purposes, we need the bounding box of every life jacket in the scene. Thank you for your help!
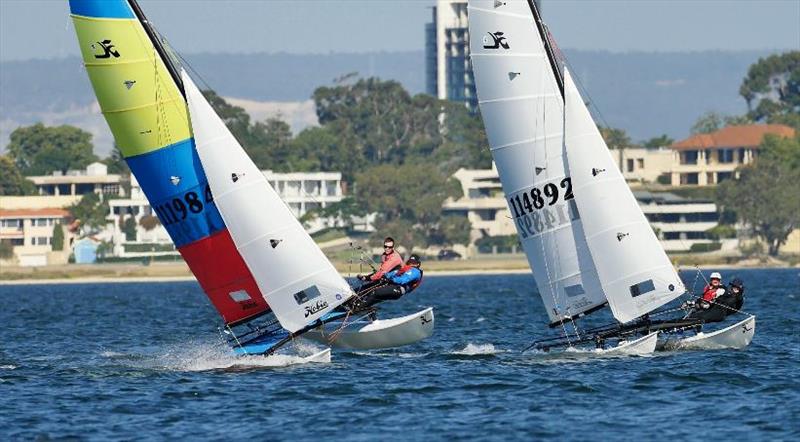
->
[394,265,423,293]
[702,283,722,302]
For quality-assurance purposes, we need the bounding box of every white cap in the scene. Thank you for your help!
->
[710,272,722,280]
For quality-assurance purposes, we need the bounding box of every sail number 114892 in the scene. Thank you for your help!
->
[508,177,579,238]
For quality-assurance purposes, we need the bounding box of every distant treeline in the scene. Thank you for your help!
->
[0,49,779,141]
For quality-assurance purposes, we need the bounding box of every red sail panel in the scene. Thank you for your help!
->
[178,229,268,325]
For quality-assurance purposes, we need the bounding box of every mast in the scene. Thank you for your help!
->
[527,0,564,99]
[127,0,185,97]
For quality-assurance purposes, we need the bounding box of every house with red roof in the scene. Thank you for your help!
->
[0,208,74,266]
[669,124,795,186]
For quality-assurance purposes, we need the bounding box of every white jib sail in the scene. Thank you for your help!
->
[563,68,684,323]
[182,71,353,333]
[468,0,607,325]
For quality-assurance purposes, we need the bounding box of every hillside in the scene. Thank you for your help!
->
[0,49,777,155]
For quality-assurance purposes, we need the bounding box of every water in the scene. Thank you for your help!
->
[1,269,798,440]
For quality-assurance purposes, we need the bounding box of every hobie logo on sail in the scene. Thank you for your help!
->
[92,40,120,59]
[483,32,510,50]
[304,300,329,317]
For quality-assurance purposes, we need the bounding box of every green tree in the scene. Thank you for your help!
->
[69,193,109,233]
[291,126,364,182]
[104,147,130,175]
[0,155,34,195]
[203,89,253,143]
[356,163,463,247]
[51,224,64,251]
[121,216,137,241]
[739,51,800,122]
[248,117,295,170]
[311,76,490,177]
[717,134,800,256]
[314,197,368,231]
[642,134,674,148]
[429,215,471,247]
[690,111,725,134]
[599,126,633,149]
[6,123,98,175]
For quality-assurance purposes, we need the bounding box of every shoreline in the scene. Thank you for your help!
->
[1,263,795,286]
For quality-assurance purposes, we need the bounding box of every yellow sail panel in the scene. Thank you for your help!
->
[71,14,190,157]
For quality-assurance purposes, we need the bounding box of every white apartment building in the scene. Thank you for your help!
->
[443,164,516,256]
[28,162,125,197]
[619,147,673,184]
[444,164,728,254]
[106,174,174,258]
[104,170,345,257]
[635,191,731,252]
[0,208,72,266]
[263,170,344,232]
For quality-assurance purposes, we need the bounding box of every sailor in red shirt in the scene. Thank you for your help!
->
[702,272,724,302]
[357,237,403,287]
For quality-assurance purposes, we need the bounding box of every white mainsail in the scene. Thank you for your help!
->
[182,70,353,333]
[468,0,607,325]
[562,69,684,323]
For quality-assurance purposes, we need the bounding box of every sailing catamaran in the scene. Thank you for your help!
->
[467,0,754,353]
[68,0,433,357]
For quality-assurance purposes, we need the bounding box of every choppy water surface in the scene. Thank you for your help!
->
[1,269,798,440]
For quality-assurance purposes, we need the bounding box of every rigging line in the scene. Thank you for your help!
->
[534,69,574,344]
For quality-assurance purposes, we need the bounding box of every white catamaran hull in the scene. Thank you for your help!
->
[600,331,659,356]
[304,308,435,350]
[658,316,756,351]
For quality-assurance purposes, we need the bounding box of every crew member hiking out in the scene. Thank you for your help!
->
[352,254,424,311]
[701,272,724,303]
[357,236,403,290]
[687,276,746,324]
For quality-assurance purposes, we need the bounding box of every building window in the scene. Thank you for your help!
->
[680,173,699,185]
[35,237,49,246]
[1,219,22,228]
[718,149,734,163]
[738,148,746,163]
[626,159,634,172]
[35,218,49,227]
[717,172,733,183]
[680,151,698,165]
[325,181,338,196]
[706,172,715,185]
[103,184,120,195]
[76,183,94,195]
[637,158,645,169]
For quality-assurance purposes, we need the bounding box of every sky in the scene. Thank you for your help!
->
[0,0,798,61]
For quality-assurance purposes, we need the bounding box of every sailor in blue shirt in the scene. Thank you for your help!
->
[353,254,424,310]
